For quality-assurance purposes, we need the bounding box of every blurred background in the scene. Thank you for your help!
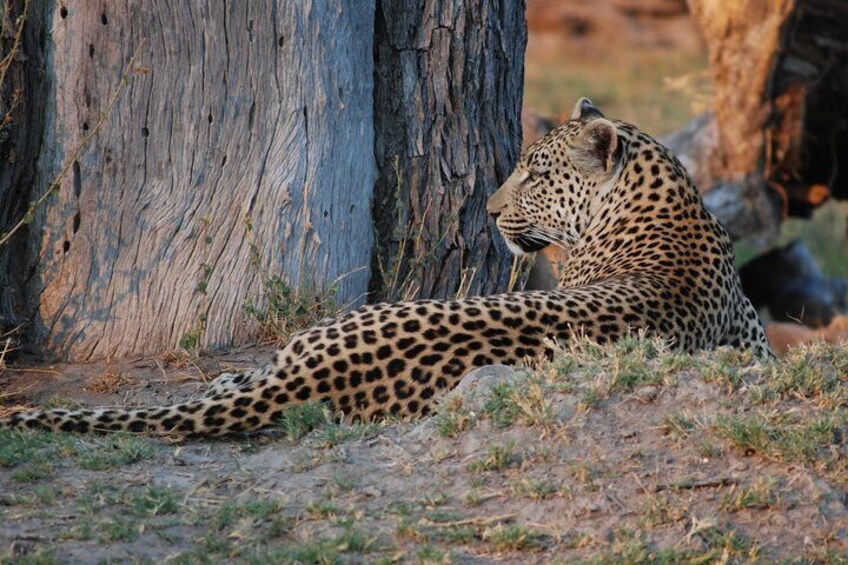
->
[526,0,708,136]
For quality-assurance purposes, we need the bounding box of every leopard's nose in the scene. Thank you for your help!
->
[488,210,501,220]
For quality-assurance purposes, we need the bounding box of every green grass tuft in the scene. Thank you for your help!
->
[468,442,518,474]
[277,402,332,441]
[75,434,157,470]
[714,411,844,465]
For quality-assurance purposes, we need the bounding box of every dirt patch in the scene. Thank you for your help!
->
[2,339,847,563]
[0,346,270,415]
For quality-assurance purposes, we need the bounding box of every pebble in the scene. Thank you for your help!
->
[554,398,576,424]
[443,364,517,412]
[360,485,382,498]
[634,385,660,402]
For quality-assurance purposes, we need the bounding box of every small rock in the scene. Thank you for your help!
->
[634,385,660,402]
[443,364,517,413]
[406,418,438,442]
[360,485,382,498]
[553,398,577,424]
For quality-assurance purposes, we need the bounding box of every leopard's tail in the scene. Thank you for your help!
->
[0,385,290,436]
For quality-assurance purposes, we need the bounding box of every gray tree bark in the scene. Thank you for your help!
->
[0,1,49,332]
[370,0,526,301]
[2,1,376,360]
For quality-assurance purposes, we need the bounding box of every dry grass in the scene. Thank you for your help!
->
[0,331,15,373]
[86,365,135,395]
[242,222,343,346]
[2,337,848,562]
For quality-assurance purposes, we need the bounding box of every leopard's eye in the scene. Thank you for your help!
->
[530,165,548,177]
[523,165,548,183]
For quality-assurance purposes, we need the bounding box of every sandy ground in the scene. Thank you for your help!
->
[2,342,846,563]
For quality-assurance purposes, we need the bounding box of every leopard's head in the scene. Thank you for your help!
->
[487,98,623,255]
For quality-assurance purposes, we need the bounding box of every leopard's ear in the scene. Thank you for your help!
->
[570,97,604,123]
[571,118,619,175]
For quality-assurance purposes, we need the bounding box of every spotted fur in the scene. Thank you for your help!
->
[0,99,770,436]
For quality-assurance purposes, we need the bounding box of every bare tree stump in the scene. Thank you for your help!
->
[370,0,526,301]
[3,2,377,360]
[671,0,848,242]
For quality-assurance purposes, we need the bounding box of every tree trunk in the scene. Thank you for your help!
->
[2,1,376,361]
[670,0,848,242]
[0,1,49,332]
[370,0,526,302]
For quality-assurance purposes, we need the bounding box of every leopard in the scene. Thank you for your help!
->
[0,98,771,436]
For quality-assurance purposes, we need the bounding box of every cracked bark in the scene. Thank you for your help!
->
[370,0,526,301]
[3,0,527,361]
[1,1,376,360]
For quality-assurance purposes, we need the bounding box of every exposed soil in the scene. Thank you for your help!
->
[2,341,847,563]
[1,345,269,415]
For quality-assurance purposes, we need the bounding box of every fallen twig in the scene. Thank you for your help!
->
[605,489,629,512]
[420,513,517,528]
[655,476,737,492]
